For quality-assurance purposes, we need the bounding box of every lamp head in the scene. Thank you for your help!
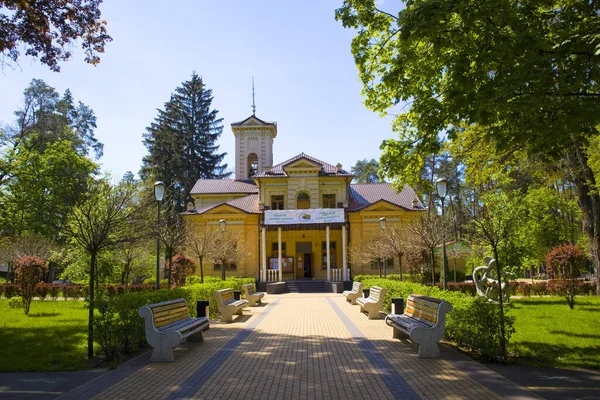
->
[219,219,226,232]
[379,217,386,230]
[154,181,165,202]
[435,177,447,199]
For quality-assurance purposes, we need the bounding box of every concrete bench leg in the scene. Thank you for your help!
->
[248,299,258,307]
[367,309,380,319]
[392,328,409,340]
[417,341,440,358]
[188,330,205,342]
[236,308,243,315]
[151,346,174,362]
[221,313,233,322]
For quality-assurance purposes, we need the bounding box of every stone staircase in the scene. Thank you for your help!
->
[286,280,327,293]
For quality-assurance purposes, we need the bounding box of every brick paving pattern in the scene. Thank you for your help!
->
[61,293,531,400]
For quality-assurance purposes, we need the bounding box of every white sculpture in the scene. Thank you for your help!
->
[472,257,511,304]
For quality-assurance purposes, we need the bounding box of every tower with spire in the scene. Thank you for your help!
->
[231,78,277,180]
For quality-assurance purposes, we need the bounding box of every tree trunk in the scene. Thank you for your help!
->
[398,253,403,281]
[492,247,506,360]
[199,257,204,284]
[88,252,96,358]
[431,249,435,286]
[567,140,600,296]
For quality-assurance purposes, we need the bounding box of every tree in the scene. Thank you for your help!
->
[0,137,97,238]
[157,212,189,287]
[212,231,247,281]
[1,80,102,196]
[186,224,219,284]
[377,225,408,280]
[0,233,56,282]
[141,73,230,212]
[469,191,525,359]
[170,254,196,288]
[406,213,450,285]
[13,256,47,315]
[546,244,587,309]
[63,178,141,358]
[349,232,391,277]
[336,0,600,295]
[351,158,382,183]
[0,0,112,72]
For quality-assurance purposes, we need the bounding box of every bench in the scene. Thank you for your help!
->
[385,294,453,358]
[343,281,363,305]
[138,298,209,362]
[356,286,386,319]
[215,288,248,322]
[242,283,265,307]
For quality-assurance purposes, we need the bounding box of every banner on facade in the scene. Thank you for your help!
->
[264,208,344,225]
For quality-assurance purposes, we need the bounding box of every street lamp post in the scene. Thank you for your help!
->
[154,181,166,290]
[379,217,387,278]
[219,219,226,281]
[435,178,448,290]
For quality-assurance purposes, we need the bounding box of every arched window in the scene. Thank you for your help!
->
[297,192,310,209]
[247,153,258,178]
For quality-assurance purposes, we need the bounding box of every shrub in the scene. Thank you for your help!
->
[8,296,23,309]
[49,284,60,301]
[142,277,169,285]
[546,244,587,309]
[4,284,19,298]
[36,283,50,300]
[13,256,48,315]
[447,297,516,361]
[170,254,196,288]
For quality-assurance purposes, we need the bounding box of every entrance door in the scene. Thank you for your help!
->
[303,253,312,278]
[296,242,312,279]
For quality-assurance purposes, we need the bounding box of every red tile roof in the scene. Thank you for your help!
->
[186,194,260,215]
[253,152,353,178]
[348,183,425,211]
[190,179,258,195]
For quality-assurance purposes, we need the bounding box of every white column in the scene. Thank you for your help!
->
[261,227,267,281]
[326,225,331,281]
[342,224,348,281]
[278,226,283,282]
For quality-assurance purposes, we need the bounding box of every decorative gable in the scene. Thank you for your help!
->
[241,117,263,126]
[362,200,403,212]
[283,158,322,175]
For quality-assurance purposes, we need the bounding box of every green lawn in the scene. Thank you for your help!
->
[0,299,95,371]
[509,297,600,370]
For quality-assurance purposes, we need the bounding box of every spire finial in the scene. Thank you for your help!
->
[252,77,256,116]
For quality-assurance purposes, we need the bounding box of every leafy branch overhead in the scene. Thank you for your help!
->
[1,0,112,71]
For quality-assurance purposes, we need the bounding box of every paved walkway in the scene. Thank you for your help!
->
[55,293,539,400]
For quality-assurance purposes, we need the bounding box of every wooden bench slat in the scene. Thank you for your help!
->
[150,301,187,313]
[405,307,437,324]
[153,306,188,318]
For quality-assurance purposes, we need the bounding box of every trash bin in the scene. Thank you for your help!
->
[391,298,404,315]
[197,300,209,318]
[363,288,370,298]
[233,290,241,300]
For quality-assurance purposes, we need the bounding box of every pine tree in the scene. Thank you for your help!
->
[141,73,230,211]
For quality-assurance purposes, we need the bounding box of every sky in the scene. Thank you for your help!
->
[0,0,397,180]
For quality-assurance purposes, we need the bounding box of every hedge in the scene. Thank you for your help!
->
[355,276,515,360]
[93,277,255,362]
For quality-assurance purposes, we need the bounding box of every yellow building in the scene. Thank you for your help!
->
[183,114,425,283]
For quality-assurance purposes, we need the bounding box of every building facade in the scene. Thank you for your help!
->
[183,114,425,281]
